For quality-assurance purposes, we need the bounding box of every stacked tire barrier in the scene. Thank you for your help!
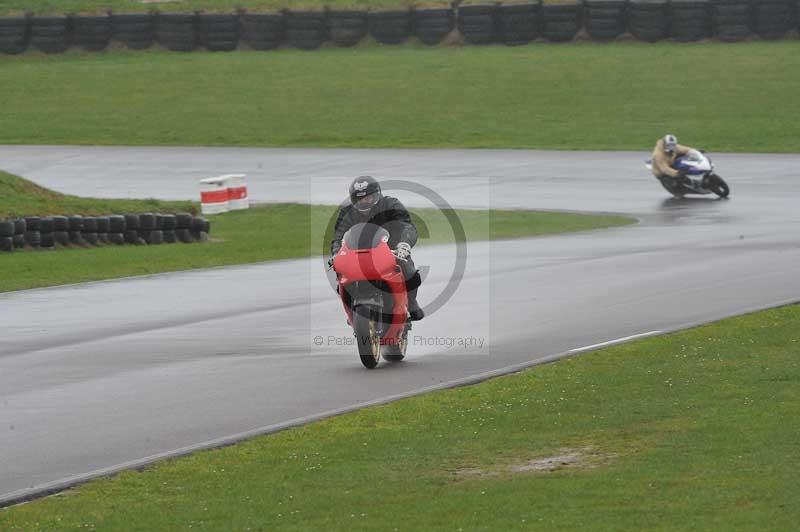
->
[285,11,326,49]
[671,0,712,41]
[112,14,155,50]
[369,10,411,44]
[328,10,368,46]
[30,16,69,53]
[240,13,283,50]
[0,213,210,253]
[458,4,496,44]
[414,8,455,45]
[753,0,795,39]
[157,13,195,51]
[72,15,111,51]
[628,0,670,41]
[198,14,239,51]
[0,17,28,55]
[584,0,627,41]
[712,0,752,41]
[2,4,798,55]
[541,2,583,41]
[496,2,541,45]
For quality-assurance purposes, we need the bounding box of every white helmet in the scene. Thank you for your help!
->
[663,134,678,153]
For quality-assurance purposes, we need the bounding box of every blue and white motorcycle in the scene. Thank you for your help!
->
[646,149,730,198]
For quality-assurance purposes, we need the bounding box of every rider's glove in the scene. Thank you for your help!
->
[393,242,412,262]
[327,256,335,270]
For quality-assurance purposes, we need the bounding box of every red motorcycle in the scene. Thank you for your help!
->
[332,223,411,369]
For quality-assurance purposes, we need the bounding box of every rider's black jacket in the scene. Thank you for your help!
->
[330,196,418,256]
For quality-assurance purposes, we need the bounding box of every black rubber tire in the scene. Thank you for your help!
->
[25,230,41,247]
[328,11,367,47]
[497,5,540,45]
[40,232,55,248]
[54,231,69,246]
[353,307,381,369]
[124,230,140,244]
[240,13,283,48]
[14,218,26,234]
[382,323,408,362]
[107,215,125,232]
[715,24,750,40]
[368,11,411,44]
[69,231,84,245]
[13,234,25,248]
[1,236,13,252]
[52,215,68,231]
[191,216,209,233]
[707,174,730,198]
[96,216,110,232]
[39,217,54,233]
[25,216,41,232]
[97,232,109,244]
[0,220,14,238]
[68,215,84,231]
[161,214,176,230]
[139,213,156,230]
[145,230,164,245]
[0,17,28,54]
[71,15,111,51]
[176,228,193,243]
[82,232,99,246]
[124,214,140,230]
[163,229,177,243]
[82,216,98,232]
[30,17,68,54]
[175,213,193,229]
[109,232,125,245]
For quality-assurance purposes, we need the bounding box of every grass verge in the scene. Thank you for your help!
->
[0,171,634,292]
[2,303,798,530]
[1,42,798,151]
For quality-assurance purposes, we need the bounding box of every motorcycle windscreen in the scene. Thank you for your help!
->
[342,223,390,250]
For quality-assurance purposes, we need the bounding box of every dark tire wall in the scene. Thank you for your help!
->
[414,8,454,45]
[496,2,541,45]
[541,2,582,42]
[671,0,711,42]
[584,0,626,41]
[1,4,797,55]
[0,213,210,253]
[328,10,368,47]
[458,4,496,45]
[0,17,28,55]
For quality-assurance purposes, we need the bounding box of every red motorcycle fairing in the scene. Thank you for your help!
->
[333,239,408,345]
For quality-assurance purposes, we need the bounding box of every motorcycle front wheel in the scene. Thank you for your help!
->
[353,306,381,369]
[706,173,730,198]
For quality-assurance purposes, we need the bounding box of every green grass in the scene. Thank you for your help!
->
[1,42,799,152]
[2,302,797,530]
[0,171,634,292]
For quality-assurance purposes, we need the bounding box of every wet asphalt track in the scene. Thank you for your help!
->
[1,146,799,505]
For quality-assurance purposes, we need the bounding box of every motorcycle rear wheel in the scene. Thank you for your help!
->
[354,307,381,369]
[383,323,409,362]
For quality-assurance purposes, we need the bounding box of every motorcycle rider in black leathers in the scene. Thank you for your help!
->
[330,176,425,321]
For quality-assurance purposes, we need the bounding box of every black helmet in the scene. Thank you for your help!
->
[348,176,382,213]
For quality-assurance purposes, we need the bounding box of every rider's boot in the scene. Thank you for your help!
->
[407,288,424,321]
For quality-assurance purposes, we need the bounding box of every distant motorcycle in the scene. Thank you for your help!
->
[646,149,730,198]
[331,223,411,369]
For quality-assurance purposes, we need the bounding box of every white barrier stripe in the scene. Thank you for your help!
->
[568,331,662,353]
